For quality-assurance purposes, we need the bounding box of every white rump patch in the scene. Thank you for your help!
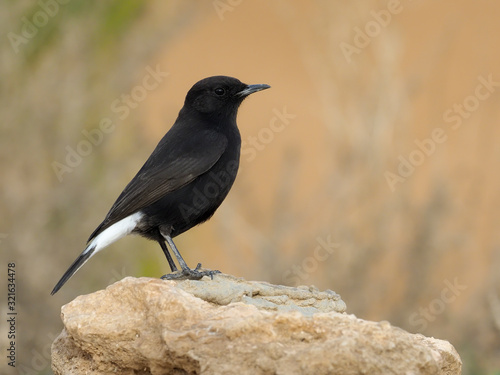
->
[88,212,143,254]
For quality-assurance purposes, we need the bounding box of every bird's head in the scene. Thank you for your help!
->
[183,76,270,122]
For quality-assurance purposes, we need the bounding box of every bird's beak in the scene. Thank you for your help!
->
[237,83,271,97]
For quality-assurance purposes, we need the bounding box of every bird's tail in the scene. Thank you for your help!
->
[50,243,96,295]
[51,212,144,295]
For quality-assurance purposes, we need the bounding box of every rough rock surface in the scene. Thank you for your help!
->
[51,274,461,375]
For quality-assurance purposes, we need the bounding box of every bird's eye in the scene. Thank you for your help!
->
[214,87,226,96]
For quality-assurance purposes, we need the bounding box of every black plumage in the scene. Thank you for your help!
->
[51,76,270,295]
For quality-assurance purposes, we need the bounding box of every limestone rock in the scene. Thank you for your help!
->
[175,273,346,316]
[51,275,461,375]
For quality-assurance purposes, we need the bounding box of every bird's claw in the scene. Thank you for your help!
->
[161,263,220,281]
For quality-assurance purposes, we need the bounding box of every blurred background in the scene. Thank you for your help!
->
[1,1,499,373]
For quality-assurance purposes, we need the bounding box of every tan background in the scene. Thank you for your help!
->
[1,1,499,373]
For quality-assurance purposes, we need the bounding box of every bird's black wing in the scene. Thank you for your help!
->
[88,128,228,242]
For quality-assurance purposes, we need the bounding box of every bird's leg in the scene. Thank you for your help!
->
[158,240,177,272]
[164,234,189,270]
[159,227,220,280]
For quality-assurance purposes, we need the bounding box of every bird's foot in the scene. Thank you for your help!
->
[161,263,220,281]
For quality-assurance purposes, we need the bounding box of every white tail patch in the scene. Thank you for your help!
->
[87,211,143,254]
[51,211,145,295]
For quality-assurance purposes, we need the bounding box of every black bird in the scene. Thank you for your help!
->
[51,76,270,295]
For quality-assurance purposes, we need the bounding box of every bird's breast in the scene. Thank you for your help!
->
[140,130,241,238]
